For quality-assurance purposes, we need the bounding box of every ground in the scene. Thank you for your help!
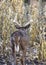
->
[0,55,46,65]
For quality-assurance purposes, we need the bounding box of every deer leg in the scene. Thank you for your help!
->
[22,50,26,65]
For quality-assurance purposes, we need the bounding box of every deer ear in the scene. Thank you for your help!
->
[24,23,30,29]
[15,25,21,29]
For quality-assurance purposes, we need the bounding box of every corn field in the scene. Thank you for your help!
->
[0,0,46,65]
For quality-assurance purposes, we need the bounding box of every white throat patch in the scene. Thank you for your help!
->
[15,44,19,52]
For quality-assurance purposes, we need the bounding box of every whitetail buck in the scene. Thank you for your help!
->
[10,22,30,65]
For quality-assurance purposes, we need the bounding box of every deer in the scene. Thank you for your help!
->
[10,21,30,65]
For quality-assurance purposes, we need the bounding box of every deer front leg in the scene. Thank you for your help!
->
[22,50,26,65]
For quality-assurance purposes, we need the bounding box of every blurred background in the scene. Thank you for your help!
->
[0,0,46,64]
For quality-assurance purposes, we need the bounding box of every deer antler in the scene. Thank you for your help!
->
[24,19,33,27]
[13,13,21,26]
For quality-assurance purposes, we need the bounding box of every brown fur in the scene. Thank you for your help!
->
[10,24,30,65]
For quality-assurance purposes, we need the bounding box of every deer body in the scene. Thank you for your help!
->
[10,24,30,65]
